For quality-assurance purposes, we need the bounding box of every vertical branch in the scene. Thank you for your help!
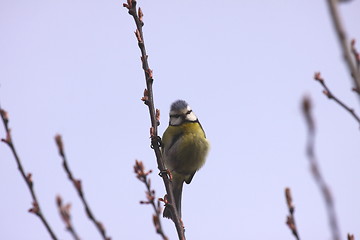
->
[326,0,360,95]
[123,1,185,239]
[0,108,58,240]
[134,160,168,240]
[302,96,341,240]
[285,188,300,240]
[54,135,111,240]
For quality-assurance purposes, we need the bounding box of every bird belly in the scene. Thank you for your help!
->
[166,133,209,175]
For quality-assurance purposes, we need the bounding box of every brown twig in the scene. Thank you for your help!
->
[284,188,300,240]
[123,1,185,239]
[56,195,81,240]
[326,0,360,96]
[0,108,58,240]
[302,96,341,240]
[54,134,111,240]
[134,160,168,240]
[314,72,360,126]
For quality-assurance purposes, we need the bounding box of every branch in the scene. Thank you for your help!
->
[284,188,300,240]
[314,72,360,126]
[326,0,360,96]
[302,96,341,240]
[54,134,111,240]
[134,160,168,240]
[0,108,58,240]
[123,1,185,239]
[56,195,81,240]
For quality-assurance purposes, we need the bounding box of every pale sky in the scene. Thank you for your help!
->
[1,0,359,239]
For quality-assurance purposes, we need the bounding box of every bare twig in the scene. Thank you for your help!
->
[54,134,111,240]
[56,195,81,240]
[285,188,300,240]
[123,1,185,239]
[314,72,360,126]
[302,96,341,240]
[326,0,360,96]
[0,108,58,240]
[134,160,168,240]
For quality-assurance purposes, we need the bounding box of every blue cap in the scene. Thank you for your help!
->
[170,100,189,111]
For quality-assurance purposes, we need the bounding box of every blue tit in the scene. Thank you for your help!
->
[162,100,209,220]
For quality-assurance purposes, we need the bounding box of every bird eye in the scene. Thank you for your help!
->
[171,114,181,118]
[186,110,192,115]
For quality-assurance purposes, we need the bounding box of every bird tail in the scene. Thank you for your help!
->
[163,179,184,221]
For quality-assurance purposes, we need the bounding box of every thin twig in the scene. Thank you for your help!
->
[56,195,81,240]
[134,160,168,240]
[302,96,341,240]
[326,0,360,96]
[123,1,185,239]
[314,72,360,127]
[0,108,58,240]
[54,134,111,240]
[284,188,300,240]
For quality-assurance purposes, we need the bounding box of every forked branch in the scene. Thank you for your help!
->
[134,160,168,240]
[0,108,58,240]
[314,72,360,127]
[55,134,111,240]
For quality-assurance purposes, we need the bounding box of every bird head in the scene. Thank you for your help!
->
[169,100,198,126]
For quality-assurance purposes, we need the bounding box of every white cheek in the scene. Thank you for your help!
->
[186,112,197,121]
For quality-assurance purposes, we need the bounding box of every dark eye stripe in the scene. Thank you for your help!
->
[170,110,192,118]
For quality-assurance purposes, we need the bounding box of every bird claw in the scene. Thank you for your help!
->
[158,169,172,181]
[150,136,162,149]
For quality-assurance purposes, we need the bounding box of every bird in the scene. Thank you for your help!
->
[162,100,209,220]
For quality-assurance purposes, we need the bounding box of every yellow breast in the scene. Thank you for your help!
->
[162,122,209,176]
